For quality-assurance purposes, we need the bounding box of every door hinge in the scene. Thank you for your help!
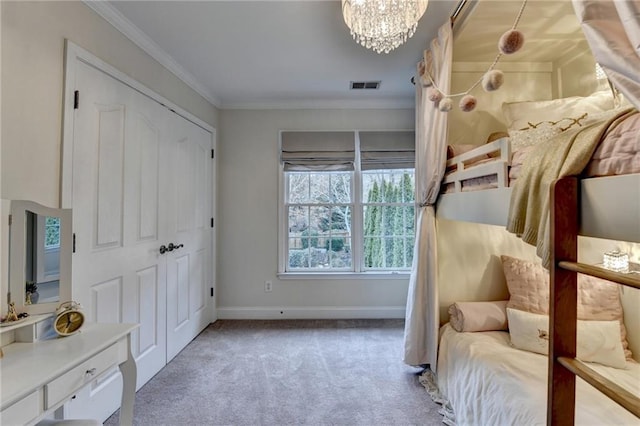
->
[74,90,79,109]
[210,287,214,298]
[72,233,76,253]
[211,149,215,159]
[8,214,12,226]
[211,218,214,228]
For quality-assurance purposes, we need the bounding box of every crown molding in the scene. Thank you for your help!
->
[83,0,221,108]
[220,97,415,110]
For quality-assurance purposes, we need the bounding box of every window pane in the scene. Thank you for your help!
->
[309,173,330,204]
[45,217,61,249]
[362,169,414,203]
[288,206,308,234]
[329,173,351,203]
[361,168,415,271]
[289,246,309,269]
[329,238,351,268]
[288,173,309,203]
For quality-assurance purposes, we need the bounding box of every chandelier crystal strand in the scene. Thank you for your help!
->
[342,0,429,54]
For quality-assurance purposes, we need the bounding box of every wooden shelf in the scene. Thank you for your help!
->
[558,261,640,289]
[557,357,640,418]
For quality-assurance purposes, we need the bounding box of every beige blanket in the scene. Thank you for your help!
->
[506,108,636,268]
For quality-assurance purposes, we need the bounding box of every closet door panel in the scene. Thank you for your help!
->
[68,62,167,421]
[166,113,212,362]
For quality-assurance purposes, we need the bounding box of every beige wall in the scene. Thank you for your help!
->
[218,108,414,318]
[1,1,218,206]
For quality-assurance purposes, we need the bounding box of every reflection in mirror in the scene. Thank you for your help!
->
[8,200,72,316]
[24,211,61,305]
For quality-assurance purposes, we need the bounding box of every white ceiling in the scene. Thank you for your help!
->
[97,0,459,109]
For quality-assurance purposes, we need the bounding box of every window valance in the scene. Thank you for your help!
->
[280,131,356,171]
[359,131,415,170]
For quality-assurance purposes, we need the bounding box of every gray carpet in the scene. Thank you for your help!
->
[105,319,443,426]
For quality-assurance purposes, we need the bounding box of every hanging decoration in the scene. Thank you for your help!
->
[419,0,528,113]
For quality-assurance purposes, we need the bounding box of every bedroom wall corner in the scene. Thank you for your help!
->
[436,219,538,324]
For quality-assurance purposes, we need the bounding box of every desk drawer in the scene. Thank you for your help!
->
[45,342,121,409]
[1,390,42,425]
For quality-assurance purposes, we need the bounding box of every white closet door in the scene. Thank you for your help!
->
[165,112,212,361]
[68,62,168,419]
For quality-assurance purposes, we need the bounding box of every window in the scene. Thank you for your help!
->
[44,216,61,249]
[280,130,414,274]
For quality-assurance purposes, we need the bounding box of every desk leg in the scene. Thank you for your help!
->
[118,334,137,425]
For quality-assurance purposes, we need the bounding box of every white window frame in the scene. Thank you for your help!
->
[278,130,414,278]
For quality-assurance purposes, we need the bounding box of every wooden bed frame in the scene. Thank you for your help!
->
[548,177,640,424]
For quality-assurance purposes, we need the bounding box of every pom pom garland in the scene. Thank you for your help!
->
[427,87,443,103]
[459,95,477,112]
[482,70,504,92]
[499,30,525,54]
[421,0,528,113]
[439,97,453,112]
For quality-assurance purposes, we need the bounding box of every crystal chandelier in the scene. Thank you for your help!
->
[341,0,429,54]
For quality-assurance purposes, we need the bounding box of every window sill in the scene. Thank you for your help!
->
[277,271,410,280]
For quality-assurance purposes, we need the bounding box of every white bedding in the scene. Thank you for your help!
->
[437,324,640,426]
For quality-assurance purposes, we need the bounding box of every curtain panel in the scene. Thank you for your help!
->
[403,22,453,368]
[573,0,640,110]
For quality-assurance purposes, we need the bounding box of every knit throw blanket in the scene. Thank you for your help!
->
[506,107,635,269]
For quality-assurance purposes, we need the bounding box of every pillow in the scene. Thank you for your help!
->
[448,301,509,332]
[502,91,615,131]
[500,255,632,359]
[486,131,509,158]
[506,308,627,369]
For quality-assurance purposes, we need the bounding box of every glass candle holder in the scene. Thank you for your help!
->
[603,250,629,273]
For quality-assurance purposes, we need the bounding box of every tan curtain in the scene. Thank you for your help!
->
[573,0,640,109]
[403,22,452,367]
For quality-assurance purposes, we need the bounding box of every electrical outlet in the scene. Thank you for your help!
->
[264,280,272,292]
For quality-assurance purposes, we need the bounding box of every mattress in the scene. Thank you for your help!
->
[436,324,640,426]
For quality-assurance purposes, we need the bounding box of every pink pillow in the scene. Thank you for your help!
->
[501,255,632,359]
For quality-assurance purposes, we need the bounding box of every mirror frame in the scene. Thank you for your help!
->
[9,200,72,315]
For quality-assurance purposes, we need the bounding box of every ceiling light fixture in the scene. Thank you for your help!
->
[341,0,429,54]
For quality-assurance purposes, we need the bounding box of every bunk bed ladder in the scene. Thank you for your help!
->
[548,176,640,426]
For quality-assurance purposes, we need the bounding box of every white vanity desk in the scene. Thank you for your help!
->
[0,321,138,425]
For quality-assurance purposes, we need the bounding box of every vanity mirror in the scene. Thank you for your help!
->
[8,200,72,315]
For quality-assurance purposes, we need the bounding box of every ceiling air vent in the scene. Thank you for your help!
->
[350,81,381,90]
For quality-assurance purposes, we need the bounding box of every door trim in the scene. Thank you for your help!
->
[61,40,215,209]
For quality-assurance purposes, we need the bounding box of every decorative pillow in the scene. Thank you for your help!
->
[506,308,627,369]
[502,91,615,131]
[448,301,509,332]
[500,255,632,359]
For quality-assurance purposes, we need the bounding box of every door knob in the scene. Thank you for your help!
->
[159,245,168,254]
[168,243,184,251]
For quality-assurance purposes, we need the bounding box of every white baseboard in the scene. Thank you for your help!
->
[216,306,406,320]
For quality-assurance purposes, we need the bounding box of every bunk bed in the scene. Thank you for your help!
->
[430,176,640,425]
[416,0,640,424]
